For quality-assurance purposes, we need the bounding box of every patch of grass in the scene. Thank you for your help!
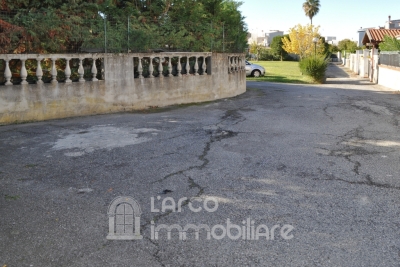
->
[5,194,20,200]
[247,61,313,84]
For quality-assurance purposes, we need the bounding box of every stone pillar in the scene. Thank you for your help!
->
[4,59,12,85]
[91,58,98,81]
[149,57,154,78]
[202,56,207,75]
[194,56,199,75]
[78,58,85,82]
[20,59,28,85]
[355,50,362,74]
[158,57,163,78]
[185,57,190,75]
[177,56,182,77]
[65,58,72,83]
[168,57,173,77]
[51,58,58,84]
[371,49,379,83]
[36,58,43,84]
[138,57,143,78]
[359,49,368,78]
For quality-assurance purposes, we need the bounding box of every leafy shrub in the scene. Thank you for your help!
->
[259,49,279,61]
[299,55,329,83]
[379,35,400,51]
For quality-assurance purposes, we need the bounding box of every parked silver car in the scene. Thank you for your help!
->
[245,60,265,77]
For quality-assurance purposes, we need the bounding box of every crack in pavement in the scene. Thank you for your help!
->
[152,108,246,185]
[315,125,400,190]
[142,107,248,265]
[142,175,207,266]
[316,173,400,191]
[323,106,334,122]
[152,128,238,185]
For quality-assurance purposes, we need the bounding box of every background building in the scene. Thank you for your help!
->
[385,16,400,29]
[247,30,284,47]
[324,36,337,45]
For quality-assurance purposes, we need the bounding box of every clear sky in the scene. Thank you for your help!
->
[239,0,400,41]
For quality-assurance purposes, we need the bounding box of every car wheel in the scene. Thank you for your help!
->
[252,70,261,77]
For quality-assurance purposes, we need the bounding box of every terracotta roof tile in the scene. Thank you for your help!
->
[367,29,400,43]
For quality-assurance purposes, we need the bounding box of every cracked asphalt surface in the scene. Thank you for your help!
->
[1,64,400,266]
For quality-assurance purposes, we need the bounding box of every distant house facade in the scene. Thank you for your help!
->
[359,16,400,48]
[264,30,284,47]
[324,36,337,45]
[385,16,400,29]
[247,30,284,47]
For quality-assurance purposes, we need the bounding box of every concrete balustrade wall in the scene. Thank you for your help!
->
[344,49,400,91]
[0,53,246,125]
[377,65,400,91]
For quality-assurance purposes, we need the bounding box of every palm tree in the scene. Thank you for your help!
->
[302,0,320,25]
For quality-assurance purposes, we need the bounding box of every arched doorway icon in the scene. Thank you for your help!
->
[107,196,143,240]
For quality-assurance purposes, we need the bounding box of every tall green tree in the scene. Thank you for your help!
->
[337,39,358,53]
[270,35,288,61]
[302,0,320,25]
[0,0,248,53]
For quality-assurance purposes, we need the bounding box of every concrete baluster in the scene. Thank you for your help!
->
[36,58,43,84]
[158,57,163,78]
[4,59,12,85]
[167,57,173,77]
[234,57,237,72]
[149,57,154,78]
[202,56,207,75]
[194,56,199,75]
[91,58,98,81]
[51,58,58,83]
[78,58,85,82]
[138,57,143,78]
[64,58,71,83]
[185,57,190,75]
[177,56,182,77]
[20,59,28,84]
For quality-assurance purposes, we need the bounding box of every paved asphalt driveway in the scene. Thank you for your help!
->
[1,64,400,266]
